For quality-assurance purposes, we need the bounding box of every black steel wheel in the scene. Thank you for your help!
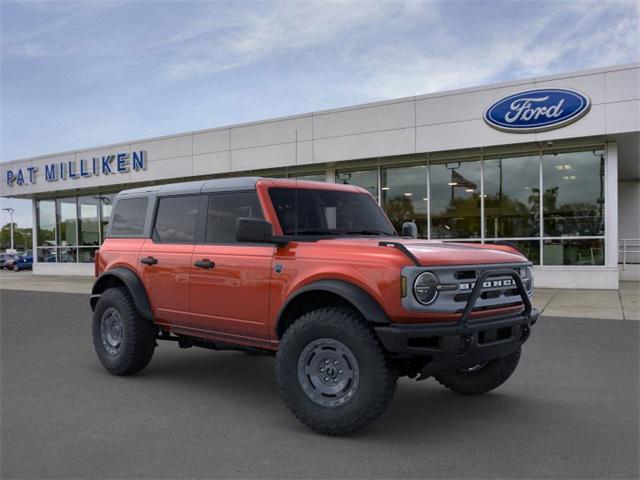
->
[297,338,360,408]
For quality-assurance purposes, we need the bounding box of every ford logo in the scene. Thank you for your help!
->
[484,88,591,133]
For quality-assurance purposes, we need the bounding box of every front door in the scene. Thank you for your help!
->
[190,191,274,341]
[138,194,201,325]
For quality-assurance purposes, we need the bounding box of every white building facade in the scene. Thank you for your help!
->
[1,63,639,288]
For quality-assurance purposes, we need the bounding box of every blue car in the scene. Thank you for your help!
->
[13,252,33,271]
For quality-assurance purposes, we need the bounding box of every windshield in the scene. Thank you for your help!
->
[269,188,396,237]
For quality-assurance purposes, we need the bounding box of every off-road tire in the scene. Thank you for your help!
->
[92,287,157,375]
[434,348,521,395]
[276,307,398,436]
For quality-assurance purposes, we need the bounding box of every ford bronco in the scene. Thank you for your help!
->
[91,177,537,435]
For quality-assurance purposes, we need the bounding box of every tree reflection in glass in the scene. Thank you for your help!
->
[381,165,428,238]
[484,155,540,238]
[430,160,481,238]
[542,150,605,237]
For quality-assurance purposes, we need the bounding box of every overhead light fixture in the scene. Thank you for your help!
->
[381,187,390,191]
[403,192,413,196]
[422,197,429,201]
[564,164,572,169]
[447,182,458,186]
[465,188,475,192]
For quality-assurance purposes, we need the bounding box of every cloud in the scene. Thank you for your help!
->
[163,1,400,80]
[350,0,640,100]
[1,0,638,164]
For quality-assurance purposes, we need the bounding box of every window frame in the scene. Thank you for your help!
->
[150,193,205,245]
[107,196,151,239]
[203,189,266,246]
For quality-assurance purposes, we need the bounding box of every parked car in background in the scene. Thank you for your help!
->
[12,251,33,271]
[0,253,16,269]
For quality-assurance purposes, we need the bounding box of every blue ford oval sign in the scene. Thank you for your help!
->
[484,88,591,133]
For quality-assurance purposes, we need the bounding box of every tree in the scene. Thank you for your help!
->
[0,223,32,251]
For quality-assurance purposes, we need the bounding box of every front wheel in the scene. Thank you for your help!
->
[434,348,521,395]
[92,287,157,375]
[12,263,19,272]
[276,307,398,436]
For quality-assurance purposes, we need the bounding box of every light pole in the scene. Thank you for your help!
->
[2,207,15,251]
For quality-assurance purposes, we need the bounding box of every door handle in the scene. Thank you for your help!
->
[140,256,158,266]
[194,259,215,269]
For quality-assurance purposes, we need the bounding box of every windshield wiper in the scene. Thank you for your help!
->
[292,229,347,236]
[347,230,393,236]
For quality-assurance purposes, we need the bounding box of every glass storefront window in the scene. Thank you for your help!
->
[290,173,326,182]
[336,169,379,200]
[100,194,115,241]
[36,200,56,246]
[78,196,100,246]
[36,247,57,263]
[542,150,605,237]
[543,239,604,266]
[78,247,98,263]
[57,198,77,246]
[381,165,428,238]
[430,160,481,239]
[59,246,77,263]
[484,155,540,238]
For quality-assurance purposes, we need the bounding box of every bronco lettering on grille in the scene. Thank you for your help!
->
[458,278,515,291]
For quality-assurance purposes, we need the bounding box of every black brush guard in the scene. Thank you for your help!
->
[374,268,538,379]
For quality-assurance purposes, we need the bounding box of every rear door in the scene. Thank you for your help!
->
[138,194,202,325]
[190,190,274,340]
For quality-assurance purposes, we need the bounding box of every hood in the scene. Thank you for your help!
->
[399,239,527,266]
[315,237,528,266]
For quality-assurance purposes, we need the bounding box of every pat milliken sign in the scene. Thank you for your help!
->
[484,88,591,133]
[5,151,147,187]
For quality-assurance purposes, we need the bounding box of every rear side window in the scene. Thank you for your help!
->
[110,197,148,237]
[153,195,200,243]
[206,191,263,243]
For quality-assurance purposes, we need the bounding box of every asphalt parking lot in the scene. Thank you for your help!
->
[1,289,639,479]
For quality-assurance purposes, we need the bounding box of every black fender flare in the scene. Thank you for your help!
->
[90,267,153,321]
[276,279,390,337]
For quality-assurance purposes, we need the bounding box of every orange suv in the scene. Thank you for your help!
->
[91,177,537,435]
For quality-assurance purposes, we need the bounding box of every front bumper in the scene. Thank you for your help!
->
[375,266,538,377]
[375,308,538,376]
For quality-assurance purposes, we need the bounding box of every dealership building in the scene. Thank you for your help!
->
[1,63,638,289]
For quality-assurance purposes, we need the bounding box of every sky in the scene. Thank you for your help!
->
[1,0,639,228]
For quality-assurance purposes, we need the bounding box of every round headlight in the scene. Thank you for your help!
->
[414,271,439,305]
[524,266,534,294]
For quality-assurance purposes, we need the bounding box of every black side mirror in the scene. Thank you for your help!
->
[236,218,275,243]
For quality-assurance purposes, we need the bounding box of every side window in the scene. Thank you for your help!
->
[206,191,263,243]
[110,197,148,237]
[153,195,200,243]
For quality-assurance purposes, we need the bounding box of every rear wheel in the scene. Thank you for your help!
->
[434,348,521,395]
[276,307,397,436]
[92,287,157,375]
